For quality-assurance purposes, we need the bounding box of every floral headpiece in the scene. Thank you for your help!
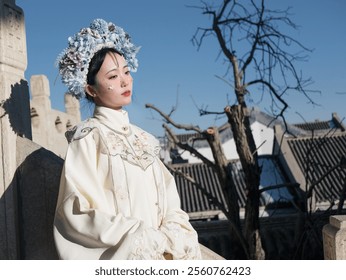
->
[56,19,140,99]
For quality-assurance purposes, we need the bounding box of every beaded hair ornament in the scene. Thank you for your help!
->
[56,18,140,99]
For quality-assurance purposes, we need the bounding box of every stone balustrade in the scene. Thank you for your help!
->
[323,215,346,260]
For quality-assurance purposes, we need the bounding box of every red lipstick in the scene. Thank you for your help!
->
[122,91,131,97]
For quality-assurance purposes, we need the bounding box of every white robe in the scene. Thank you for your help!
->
[53,106,201,260]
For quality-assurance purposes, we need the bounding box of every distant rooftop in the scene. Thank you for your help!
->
[287,133,346,203]
[293,113,345,133]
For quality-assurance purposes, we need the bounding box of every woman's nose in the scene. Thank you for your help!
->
[120,78,127,87]
[121,75,132,87]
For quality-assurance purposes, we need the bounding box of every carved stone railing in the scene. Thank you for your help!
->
[323,215,346,260]
[200,244,225,260]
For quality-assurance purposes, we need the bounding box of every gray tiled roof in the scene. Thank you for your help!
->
[287,133,346,203]
[293,113,345,133]
[171,156,292,217]
[172,161,227,214]
[294,120,334,131]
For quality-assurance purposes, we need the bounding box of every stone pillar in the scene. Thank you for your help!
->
[0,0,32,259]
[323,215,346,259]
[30,75,51,148]
[64,93,81,123]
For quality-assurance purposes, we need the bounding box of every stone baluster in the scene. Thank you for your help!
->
[323,215,346,259]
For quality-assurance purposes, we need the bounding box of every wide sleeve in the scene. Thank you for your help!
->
[53,129,167,260]
[157,160,202,260]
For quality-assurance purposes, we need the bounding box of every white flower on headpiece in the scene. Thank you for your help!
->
[56,19,140,99]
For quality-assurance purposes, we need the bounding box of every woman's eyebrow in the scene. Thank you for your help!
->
[106,65,129,75]
[106,67,118,74]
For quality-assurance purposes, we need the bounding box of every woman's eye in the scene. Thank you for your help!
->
[109,75,117,79]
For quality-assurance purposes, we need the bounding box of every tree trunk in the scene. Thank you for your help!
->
[225,105,265,259]
[205,127,249,257]
[205,127,236,221]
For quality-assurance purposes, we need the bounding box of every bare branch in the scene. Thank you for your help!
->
[145,103,203,133]
[198,107,225,116]
[246,79,288,118]
[337,180,346,214]
[163,123,216,170]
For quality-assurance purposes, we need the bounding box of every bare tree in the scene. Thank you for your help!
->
[147,0,316,259]
[192,0,317,259]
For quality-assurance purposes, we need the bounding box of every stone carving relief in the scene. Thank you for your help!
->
[0,3,26,67]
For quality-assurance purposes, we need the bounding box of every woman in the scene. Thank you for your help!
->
[53,18,201,260]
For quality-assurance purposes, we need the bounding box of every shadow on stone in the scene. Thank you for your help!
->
[0,79,32,138]
[4,137,63,259]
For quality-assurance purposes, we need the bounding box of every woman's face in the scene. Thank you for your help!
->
[87,52,133,110]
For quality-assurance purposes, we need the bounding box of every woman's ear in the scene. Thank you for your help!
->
[85,84,97,98]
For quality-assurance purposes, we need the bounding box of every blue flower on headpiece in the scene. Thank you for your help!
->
[56,19,140,99]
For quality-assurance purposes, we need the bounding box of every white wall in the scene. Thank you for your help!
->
[177,120,274,164]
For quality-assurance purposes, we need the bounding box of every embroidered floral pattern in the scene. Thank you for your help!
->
[181,244,202,260]
[163,222,202,260]
[165,222,181,239]
[106,131,129,155]
[64,117,161,171]
[104,130,160,170]
[128,231,166,260]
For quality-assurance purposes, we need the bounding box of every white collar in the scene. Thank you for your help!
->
[93,106,131,135]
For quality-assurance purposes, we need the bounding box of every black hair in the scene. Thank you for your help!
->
[85,47,123,102]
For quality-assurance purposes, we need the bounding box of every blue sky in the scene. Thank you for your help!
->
[17,0,346,137]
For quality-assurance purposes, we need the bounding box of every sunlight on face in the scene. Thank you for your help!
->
[90,52,133,110]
